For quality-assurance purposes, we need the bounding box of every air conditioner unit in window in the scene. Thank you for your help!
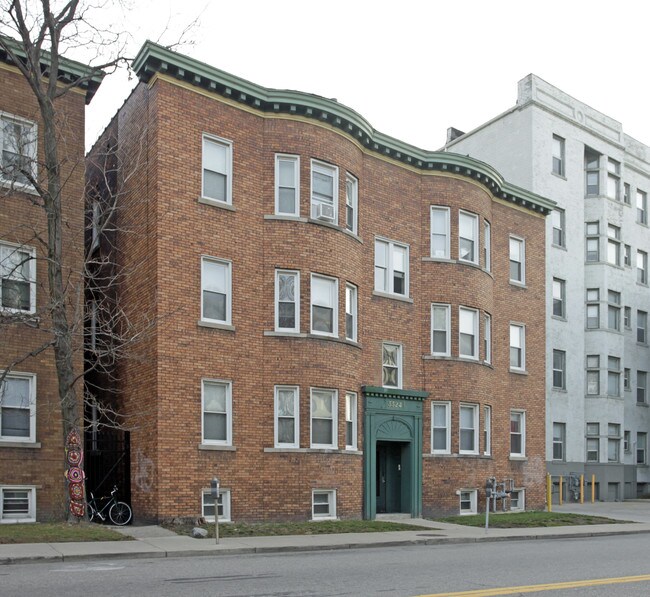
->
[315,203,335,222]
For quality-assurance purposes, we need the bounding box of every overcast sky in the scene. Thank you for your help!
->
[85,0,650,152]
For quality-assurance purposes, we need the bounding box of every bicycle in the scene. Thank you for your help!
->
[87,485,132,526]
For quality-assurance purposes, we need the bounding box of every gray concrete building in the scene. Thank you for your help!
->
[445,74,650,501]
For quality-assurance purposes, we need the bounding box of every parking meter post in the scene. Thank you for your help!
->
[210,477,220,545]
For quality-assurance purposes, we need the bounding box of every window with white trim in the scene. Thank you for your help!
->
[0,486,35,523]
[552,278,565,318]
[311,160,338,223]
[638,250,648,284]
[1,114,37,187]
[586,355,600,395]
[608,356,620,397]
[552,422,565,461]
[608,423,621,463]
[431,303,450,356]
[310,274,338,337]
[458,211,478,264]
[637,432,647,465]
[202,134,232,205]
[484,220,491,271]
[345,173,358,234]
[607,290,620,331]
[275,154,300,216]
[431,401,451,454]
[459,489,477,515]
[552,135,565,176]
[483,405,491,456]
[430,207,450,259]
[552,209,565,248]
[607,159,620,200]
[586,288,599,329]
[624,244,632,267]
[509,489,525,512]
[553,350,566,390]
[312,489,336,519]
[637,310,647,344]
[586,222,599,262]
[510,410,525,457]
[0,373,36,442]
[484,313,491,364]
[585,148,600,196]
[607,225,620,266]
[624,305,631,328]
[624,367,631,391]
[459,403,478,454]
[624,183,631,205]
[201,380,232,446]
[586,423,600,462]
[345,283,357,342]
[374,239,408,297]
[509,324,525,371]
[274,386,299,448]
[310,388,337,448]
[382,343,402,388]
[509,236,525,283]
[0,242,35,313]
[637,189,647,225]
[201,257,231,325]
[624,430,631,453]
[275,270,300,332]
[345,392,357,450]
[459,307,478,360]
[637,371,647,404]
[201,488,231,522]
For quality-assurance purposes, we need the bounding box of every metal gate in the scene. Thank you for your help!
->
[84,429,131,505]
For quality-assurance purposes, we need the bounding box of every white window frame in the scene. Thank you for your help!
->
[509,489,525,512]
[552,278,565,319]
[0,112,37,190]
[345,283,357,342]
[552,349,566,390]
[345,173,358,234]
[483,405,491,456]
[201,379,232,446]
[484,220,491,271]
[638,310,648,344]
[275,270,300,333]
[345,392,357,451]
[552,209,565,248]
[459,403,479,455]
[552,134,565,177]
[459,489,477,515]
[382,342,402,389]
[458,210,478,264]
[509,236,525,284]
[310,388,338,449]
[431,303,451,357]
[638,250,648,284]
[274,154,300,216]
[310,274,338,337]
[510,324,526,372]
[510,410,526,457]
[312,489,336,520]
[201,488,231,523]
[608,356,621,397]
[201,134,232,206]
[431,401,451,455]
[0,372,36,443]
[552,422,566,461]
[459,307,479,361]
[638,371,647,404]
[637,189,648,225]
[0,485,36,523]
[200,256,232,325]
[374,238,409,297]
[586,422,600,463]
[274,385,299,448]
[310,160,338,223]
[484,313,492,364]
[430,206,450,259]
[586,355,600,395]
[637,432,647,465]
[0,242,36,314]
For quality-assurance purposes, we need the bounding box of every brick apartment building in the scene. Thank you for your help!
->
[0,38,102,522]
[87,42,555,522]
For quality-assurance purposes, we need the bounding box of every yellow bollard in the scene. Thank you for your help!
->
[546,473,552,512]
[559,475,563,505]
[580,474,584,504]
[591,474,596,503]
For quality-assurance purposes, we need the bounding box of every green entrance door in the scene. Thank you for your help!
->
[376,441,409,513]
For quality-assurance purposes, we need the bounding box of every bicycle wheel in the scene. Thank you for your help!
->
[109,501,132,526]
[87,503,98,523]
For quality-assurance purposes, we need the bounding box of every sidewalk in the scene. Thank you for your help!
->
[2,502,650,566]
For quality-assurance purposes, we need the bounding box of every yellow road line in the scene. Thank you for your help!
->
[417,573,650,596]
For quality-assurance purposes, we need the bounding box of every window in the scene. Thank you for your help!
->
[201,257,232,325]
[624,245,632,267]
[608,357,620,397]
[608,424,620,463]
[483,405,491,456]
[431,402,451,454]
[552,135,565,176]
[586,355,600,395]
[310,274,338,337]
[509,489,525,512]
[382,343,402,388]
[431,304,451,356]
[607,159,620,200]
[202,135,232,204]
[311,160,338,223]
[509,236,525,283]
[0,243,35,313]
[310,389,337,448]
[553,423,566,461]
[374,239,408,297]
[459,307,478,360]
[586,288,600,329]
[484,313,492,364]
[275,270,300,333]
[459,489,477,515]
[637,190,648,225]
[586,423,600,462]
[624,306,632,329]
[624,368,631,391]
[90,199,100,252]
[0,486,35,523]
[585,148,600,196]
[345,284,357,342]
[510,411,525,457]
[607,290,620,331]
[345,174,358,234]
[201,380,232,446]
[312,489,336,519]
[552,278,565,318]
[585,222,600,262]
[484,220,491,271]
[274,386,299,448]
[624,430,631,453]
[623,182,631,204]
[637,371,647,404]
[552,209,565,248]
[0,374,36,442]
[459,404,478,454]
[509,324,525,371]
[0,114,36,186]
[607,225,620,266]
[458,211,478,264]
[345,392,357,450]
[552,350,566,390]
[202,488,231,523]
[430,207,450,259]
[275,154,300,216]
[637,432,647,464]
[638,250,648,284]
[637,310,647,343]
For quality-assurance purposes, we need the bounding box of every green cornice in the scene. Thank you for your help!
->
[362,386,428,402]
[132,41,555,215]
[0,35,104,104]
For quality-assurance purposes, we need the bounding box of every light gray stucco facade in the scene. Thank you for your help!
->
[445,75,650,500]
